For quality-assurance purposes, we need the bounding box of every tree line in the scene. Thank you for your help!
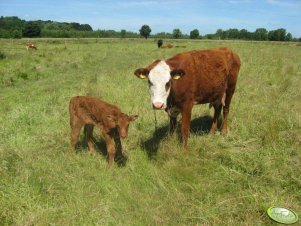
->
[0,16,300,42]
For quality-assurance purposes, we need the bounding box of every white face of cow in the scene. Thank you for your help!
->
[148,61,171,109]
[134,60,185,110]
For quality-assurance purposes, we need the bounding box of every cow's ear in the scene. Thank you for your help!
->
[134,68,149,79]
[170,69,185,80]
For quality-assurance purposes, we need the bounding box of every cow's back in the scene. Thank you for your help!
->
[167,48,240,105]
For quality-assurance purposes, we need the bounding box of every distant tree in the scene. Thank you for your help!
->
[79,24,93,31]
[121,29,126,38]
[216,29,223,39]
[23,22,41,37]
[190,29,199,39]
[227,28,239,39]
[0,29,10,38]
[254,28,268,41]
[155,32,173,39]
[0,16,24,31]
[285,32,292,41]
[239,29,250,40]
[11,30,22,39]
[70,22,81,30]
[204,34,214,39]
[268,28,286,41]
[172,28,182,39]
[0,16,25,38]
[139,25,151,39]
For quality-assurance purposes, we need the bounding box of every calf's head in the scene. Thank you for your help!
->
[134,60,185,109]
[108,113,138,138]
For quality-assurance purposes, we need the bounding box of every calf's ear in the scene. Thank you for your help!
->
[128,115,138,122]
[134,68,149,79]
[170,69,185,80]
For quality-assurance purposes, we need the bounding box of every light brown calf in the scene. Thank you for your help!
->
[69,96,138,166]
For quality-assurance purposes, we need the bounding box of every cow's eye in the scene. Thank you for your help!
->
[148,80,153,86]
[165,80,171,91]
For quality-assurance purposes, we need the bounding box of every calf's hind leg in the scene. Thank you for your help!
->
[84,124,96,155]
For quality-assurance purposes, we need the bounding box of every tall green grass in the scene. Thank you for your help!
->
[0,39,300,225]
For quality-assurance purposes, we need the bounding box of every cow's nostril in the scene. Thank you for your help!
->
[153,102,164,109]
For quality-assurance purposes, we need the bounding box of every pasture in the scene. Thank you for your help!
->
[0,38,300,225]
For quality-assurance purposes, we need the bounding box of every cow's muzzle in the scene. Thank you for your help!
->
[152,102,164,110]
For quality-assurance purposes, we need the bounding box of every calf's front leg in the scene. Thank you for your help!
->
[102,131,116,167]
[70,117,83,158]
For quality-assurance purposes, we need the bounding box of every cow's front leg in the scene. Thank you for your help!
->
[169,116,177,134]
[168,107,180,134]
[102,131,116,167]
[181,103,193,149]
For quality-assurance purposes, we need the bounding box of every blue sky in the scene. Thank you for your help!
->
[1,0,301,37]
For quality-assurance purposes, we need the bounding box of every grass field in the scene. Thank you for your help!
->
[0,38,300,225]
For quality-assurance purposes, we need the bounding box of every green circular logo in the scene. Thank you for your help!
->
[267,207,298,224]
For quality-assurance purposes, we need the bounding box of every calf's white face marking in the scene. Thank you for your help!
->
[148,61,171,109]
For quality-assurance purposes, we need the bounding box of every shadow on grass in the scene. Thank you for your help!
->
[190,115,213,134]
[140,124,170,159]
[75,136,127,167]
[141,115,214,159]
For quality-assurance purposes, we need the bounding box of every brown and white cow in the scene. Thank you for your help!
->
[26,41,37,50]
[134,48,240,148]
[69,96,138,166]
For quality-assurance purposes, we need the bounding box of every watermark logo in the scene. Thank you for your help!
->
[267,207,298,224]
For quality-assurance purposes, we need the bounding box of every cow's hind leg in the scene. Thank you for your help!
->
[84,124,96,155]
[221,86,236,134]
[209,104,222,134]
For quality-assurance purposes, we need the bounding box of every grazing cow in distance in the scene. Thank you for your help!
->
[26,41,37,50]
[134,48,240,148]
[157,39,163,48]
[69,96,138,166]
